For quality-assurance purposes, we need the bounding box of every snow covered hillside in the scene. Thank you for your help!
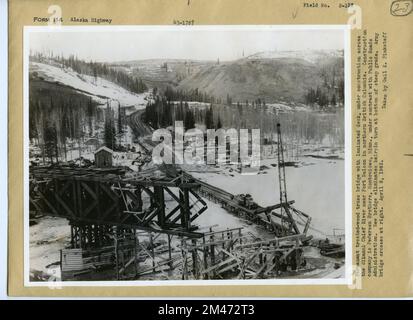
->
[30,61,149,110]
[246,50,344,64]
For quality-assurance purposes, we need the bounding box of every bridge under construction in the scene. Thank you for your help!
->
[29,124,315,281]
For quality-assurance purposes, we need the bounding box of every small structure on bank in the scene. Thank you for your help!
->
[94,146,113,168]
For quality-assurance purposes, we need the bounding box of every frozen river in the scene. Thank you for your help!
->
[191,157,345,237]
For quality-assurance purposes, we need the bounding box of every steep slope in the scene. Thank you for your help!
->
[246,50,344,64]
[176,51,344,103]
[114,59,215,91]
[30,61,149,109]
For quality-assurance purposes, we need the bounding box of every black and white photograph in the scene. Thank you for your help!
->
[25,26,350,284]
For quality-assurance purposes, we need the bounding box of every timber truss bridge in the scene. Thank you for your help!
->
[29,165,313,280]
[29,166,208,241]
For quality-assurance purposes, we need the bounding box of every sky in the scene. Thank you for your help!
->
[29,27,345,62]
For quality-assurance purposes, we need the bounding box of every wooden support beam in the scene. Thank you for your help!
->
[201,256,237,275]
[154,186,165,227]
[254,201,295,214]
[179,188,190,229]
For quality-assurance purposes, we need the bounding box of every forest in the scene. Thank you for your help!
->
[28,51,345,164]
[28,52,148,162]
[143,85,344,148]
[30,52,148,95]
[29,76,128,163]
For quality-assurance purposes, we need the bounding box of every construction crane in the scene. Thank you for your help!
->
[276,123,312,237]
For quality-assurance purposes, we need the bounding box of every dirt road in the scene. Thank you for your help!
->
[128,109,156,153]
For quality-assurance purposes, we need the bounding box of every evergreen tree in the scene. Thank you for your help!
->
[216,115,222,129]
[331,94,337,106]
[226,94,232,106]
[43,121,58,163]
[338,79,345,103]
[104,102,116,149]
[104,118,116,150]
[184,107,195,129]
[205,105,214,129]
[117,102,123,134]
[87,97,94,135]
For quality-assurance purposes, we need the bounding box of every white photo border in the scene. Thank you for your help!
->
[23,24,352,287]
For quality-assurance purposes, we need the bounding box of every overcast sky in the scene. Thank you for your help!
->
[29,27,345,62]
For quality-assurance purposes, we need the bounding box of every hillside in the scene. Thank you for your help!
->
[112,59,215,91]
[176,51,344,103]
[28,60,150,156]
[30,49,344,108]
[115,50,344,105]
[30,61,149,109]
[245,49,343,64]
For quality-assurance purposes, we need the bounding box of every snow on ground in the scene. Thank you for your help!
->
[246,50,343,64]
[30,217,70,279]
[31,62,149,109]
[266,102,310,112]
[193,199,272,240]
[171,101,210,109]
[190,156,345,238]
[29,152,345,280]
[30,200,344,280]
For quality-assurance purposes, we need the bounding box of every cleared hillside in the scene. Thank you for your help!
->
[176,55,344,103]
[30,61,148,108]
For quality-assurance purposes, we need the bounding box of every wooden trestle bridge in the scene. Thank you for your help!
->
[29,165,312,280]
[30,166,208,243]
[29,122,313,280]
